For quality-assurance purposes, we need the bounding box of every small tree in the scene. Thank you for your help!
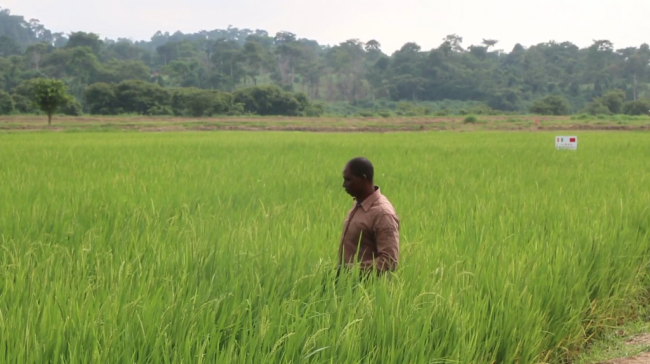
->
[30,78,72,125]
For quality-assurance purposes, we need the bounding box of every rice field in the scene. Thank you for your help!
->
[1,131,649,363]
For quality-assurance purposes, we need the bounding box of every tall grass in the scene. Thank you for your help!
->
[1,131,649,363]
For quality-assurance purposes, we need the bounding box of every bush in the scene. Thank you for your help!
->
[378,110,392,118]
[84,83,118,115]
[184,93,215,117]
[570,113,591,120]
[226,102,245,116]
[232,85,307,116]
[435,108,451,116]
[623,99,650,116]
[468,103,499,115]
[464,115,479,124]
[170,88,225,117]
[11,80,36,99]
[114,80,170,115]
[598,89,626,114]
[61,97,83,116]
[357,111,374,117]
[396,102,421,116]
[305,103,325,117]
[0,90,14,115]
[147,105,173,116]
[11,94,37,113]
[582,90,627,116]
[583,101,612,116]
[530,95,570,115]
[11,80,40,113]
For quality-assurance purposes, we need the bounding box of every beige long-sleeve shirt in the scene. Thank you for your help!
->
[338,187,400,272]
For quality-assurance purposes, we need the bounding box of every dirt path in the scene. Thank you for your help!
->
[605,353,650,363]
[597,334,650,364]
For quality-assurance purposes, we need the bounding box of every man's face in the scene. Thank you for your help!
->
[342,164,363,197]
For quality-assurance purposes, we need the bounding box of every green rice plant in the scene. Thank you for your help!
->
[0,131,649,363]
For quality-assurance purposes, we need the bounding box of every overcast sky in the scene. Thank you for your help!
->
[3,0,650,53]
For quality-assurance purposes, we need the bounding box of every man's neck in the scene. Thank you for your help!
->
[355,186,376,204]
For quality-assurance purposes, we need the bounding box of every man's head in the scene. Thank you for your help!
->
[342,157,374,197]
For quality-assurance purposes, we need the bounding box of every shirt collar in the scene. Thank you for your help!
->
[354,186,381,212]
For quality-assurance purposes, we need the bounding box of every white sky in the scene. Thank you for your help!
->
[3,0,650,53]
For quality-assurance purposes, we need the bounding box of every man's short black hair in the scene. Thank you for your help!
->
[347,157,374,183]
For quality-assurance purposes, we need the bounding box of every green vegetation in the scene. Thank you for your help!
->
[463,115,479,123]
[0,90,13,114]
[573,314,650,363]
[1,131,649,362]
[530,95,571,115]
[2,7,650,116]
[30,78,73,124]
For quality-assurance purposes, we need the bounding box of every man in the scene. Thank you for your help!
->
[338,157,400,276]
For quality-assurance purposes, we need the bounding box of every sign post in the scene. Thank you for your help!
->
[555,136,577,150]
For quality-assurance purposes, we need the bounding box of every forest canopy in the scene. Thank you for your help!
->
[1,6,649,116]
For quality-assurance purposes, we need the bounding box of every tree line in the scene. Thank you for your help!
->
[1,6,650,117]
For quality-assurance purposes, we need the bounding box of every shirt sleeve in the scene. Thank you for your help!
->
[372,213,400,272]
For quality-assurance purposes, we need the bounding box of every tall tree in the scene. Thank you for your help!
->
[242,40,266,85]
[482,39,498,50]
[0,35,21,57]
[66,32,103,55]
[25,42,49,71]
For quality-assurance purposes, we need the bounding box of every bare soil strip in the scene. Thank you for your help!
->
[599,334,650,363]
[1,115,649,133]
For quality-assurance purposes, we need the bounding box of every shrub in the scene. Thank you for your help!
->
[11,94,37,113]
[378,110,392,118]
[570,113,590,120]
[623,99,650,116]
[0,90,14,115]
[464,115,479,124]
[435,108,451,116]
[61,97,83,116]
[226,103,245,116]
[147,105,173,116]
[598,89,626,114]
[583,101,612,116]
[170,88,223,117]
[396,102,422,116]
[84,83,117,115]
[305,103,325,117]
[468,104,499,115]
[530,95,570,115]
[232,85,306,116]
[114,80,170,115]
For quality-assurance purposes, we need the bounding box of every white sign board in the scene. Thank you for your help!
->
[555,136,577,150]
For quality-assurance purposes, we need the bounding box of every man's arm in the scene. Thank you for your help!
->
[372,213,400,272]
